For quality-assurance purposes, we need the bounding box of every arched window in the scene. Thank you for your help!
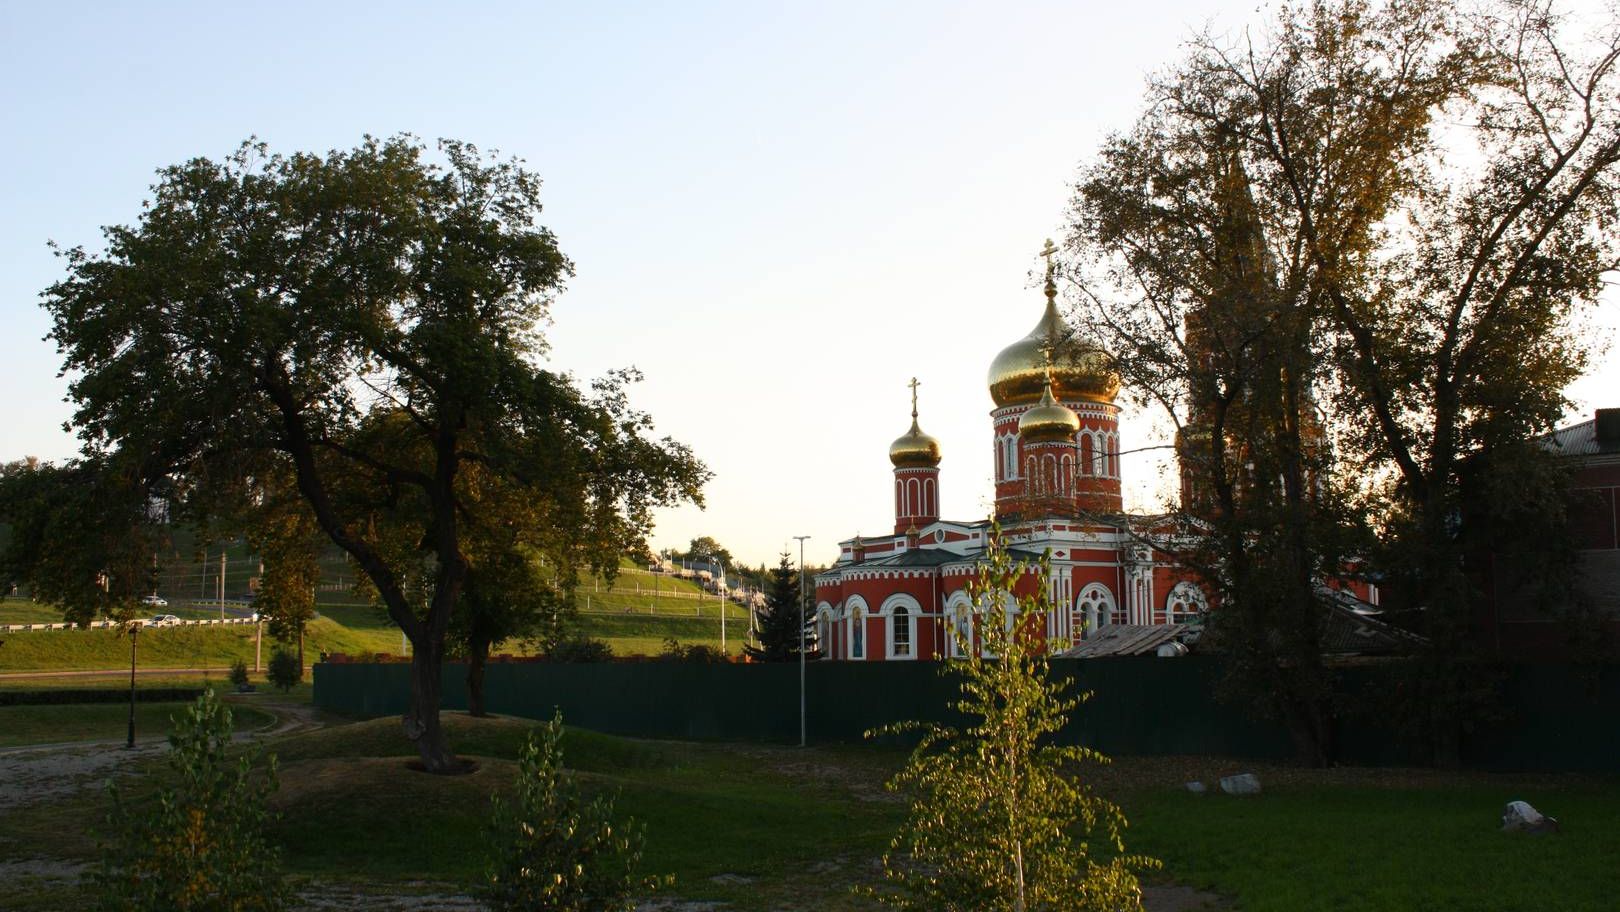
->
[924,477,935,515]
[994,440,1004,480]
[1080,433,1094,476]
[1165,581,1207,624]
[883,595,920,660]
[1075,584,1116,640]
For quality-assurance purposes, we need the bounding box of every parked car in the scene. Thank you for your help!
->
[147,614,182,626]
[140,594,168,608]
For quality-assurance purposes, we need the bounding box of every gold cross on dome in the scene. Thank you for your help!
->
[1040,237,1058,264]
[908,376,920,418]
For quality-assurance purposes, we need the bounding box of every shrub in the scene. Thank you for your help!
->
[94,689,289,911]
[266,648,300,692]
[548,637,615,663]
[229,659,250,689]
[481,713,664,911]
[657,637,728,664]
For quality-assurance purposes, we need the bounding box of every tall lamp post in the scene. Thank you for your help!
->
[718,559,727,656]
[793,534,810,747]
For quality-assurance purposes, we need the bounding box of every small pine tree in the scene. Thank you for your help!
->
[266,648,300,692]
[229,658,250,689]
[862,527,1159,912]
[481,713,664,912]
[743,552,808,662]
[95,690,289,912]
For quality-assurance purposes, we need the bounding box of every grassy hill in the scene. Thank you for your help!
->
[0,567,756,675]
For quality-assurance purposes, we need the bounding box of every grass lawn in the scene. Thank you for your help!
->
[3,706,1616,911]
[0,700,277,749]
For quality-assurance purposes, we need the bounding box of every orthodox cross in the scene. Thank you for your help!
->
[908,376,921,419]
[1040,237,1059,303]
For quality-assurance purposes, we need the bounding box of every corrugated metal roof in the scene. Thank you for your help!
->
[1057,624,1189,658]
[1542,411,1620,458]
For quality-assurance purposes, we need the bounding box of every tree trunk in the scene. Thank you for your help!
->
[466,635,490,718]
[404,635,458,772]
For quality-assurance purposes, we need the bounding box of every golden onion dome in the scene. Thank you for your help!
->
[889,417,942,468]
[987,294,1119,407]
[1018,378,1082,443]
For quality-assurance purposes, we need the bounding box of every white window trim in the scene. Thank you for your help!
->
[881,593,922,661]
[846,596,869,661]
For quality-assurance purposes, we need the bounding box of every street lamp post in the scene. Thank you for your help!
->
[718,559,727,656]
[125,623,139,749]
[793,535,810,747]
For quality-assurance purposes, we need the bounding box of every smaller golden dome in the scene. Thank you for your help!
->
[890,418,942,468]
[1018,379,1081,443]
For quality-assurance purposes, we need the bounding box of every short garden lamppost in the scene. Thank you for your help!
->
[125,622,139,749]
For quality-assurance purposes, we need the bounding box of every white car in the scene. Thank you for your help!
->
[140,594,168,608]
[147,614,182,626]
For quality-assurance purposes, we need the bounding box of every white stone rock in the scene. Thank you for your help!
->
[1218,773,1262,796]
[1185,781,1207,795]
[1502,800,1559,834]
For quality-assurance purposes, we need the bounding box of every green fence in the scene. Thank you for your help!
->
[313,657,1620,772]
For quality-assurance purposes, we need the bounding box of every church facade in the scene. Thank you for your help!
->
[813,252,1216,662]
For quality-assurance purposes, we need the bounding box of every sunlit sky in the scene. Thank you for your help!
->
[2,2,1615,568]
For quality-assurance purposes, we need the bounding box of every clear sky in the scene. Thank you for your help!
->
[2,2,1615,568]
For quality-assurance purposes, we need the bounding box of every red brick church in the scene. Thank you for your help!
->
[813,249,1220,661]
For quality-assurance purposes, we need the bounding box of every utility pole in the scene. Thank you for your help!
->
[218,550,226,618]
[794,535,810,747]
[719,559,727,656]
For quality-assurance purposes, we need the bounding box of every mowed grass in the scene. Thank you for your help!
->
[3,704,1618,911]
[0,612,404,674]
[264,715,901,910]
[0,700,277,748]
[1122,778,1620,912]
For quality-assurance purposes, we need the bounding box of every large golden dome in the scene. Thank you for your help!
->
[889,418,941,468]
[987,295,1118,407]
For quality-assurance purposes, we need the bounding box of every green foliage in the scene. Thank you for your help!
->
[548,637,615,663]
[743,552,808,662]
[266,649,300,692]
[228,659,250,689]
[656,637,727,664]
[94,689,289,911]
[481,713,664,912]
[863,528,1157,912]
[40,135,710,770]
[0,457,160,625]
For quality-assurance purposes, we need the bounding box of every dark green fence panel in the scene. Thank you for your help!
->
[312,659,1620,771]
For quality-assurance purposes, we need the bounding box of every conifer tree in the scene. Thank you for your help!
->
[743,552,809,662]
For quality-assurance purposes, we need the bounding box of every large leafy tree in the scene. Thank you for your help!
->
[1071,139,1359,764]
[0,456,161,624]
[1070,0,1618,761]
[41,137,708,771]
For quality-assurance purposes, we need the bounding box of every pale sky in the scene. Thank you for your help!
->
[2,2,1615,568]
